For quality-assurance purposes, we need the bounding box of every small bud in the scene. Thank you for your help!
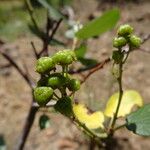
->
[129,35,142,48]
[36,57,55,74]
[112,51,124,64]
[117,24,133,36]
[68,79,80,91]
[113,37,127,48]
[34,87,53,106]
[52,49,77,65]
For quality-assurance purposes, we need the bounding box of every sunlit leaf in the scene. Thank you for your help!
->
[75,8,120,39]
[126,104,150,136]
[104,90,143,118]
[73,103,104,129]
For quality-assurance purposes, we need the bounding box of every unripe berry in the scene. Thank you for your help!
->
[47,73,67,89]
[34,87,53,106]
[68,79,80,91]
[113,37,127,48]
[117,24,133,36]
[52,49,77,65]
[54,96,73,117]
[36,57,55,74]
[129,35,142,48]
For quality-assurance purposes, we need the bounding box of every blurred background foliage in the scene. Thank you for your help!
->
[0,0,72,41]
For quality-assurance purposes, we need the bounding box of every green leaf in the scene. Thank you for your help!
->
[75,8,120,39]
[28,24,44,39]
[104,90,143,118]
[38,0,64,20]
[49,38,66,47]
[54,97,73,117]
[0,6,30,41]
[75,44,87,58]
[126,104,150,136]
[78,58,98,67]
[39,114,51,130]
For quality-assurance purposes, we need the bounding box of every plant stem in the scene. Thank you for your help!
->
[122,52,129,64]
[75,119,97,138]
[73,119,104,148]
[114,123,126,131]
[110,62,123,130]
[16,101,38,150]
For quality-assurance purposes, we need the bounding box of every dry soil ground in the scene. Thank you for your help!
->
[0,0,150,150]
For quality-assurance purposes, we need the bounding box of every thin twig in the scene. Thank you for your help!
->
[38,18,63,56]
[81,58,111,84]
[31,41,39,59]
[138,48,150,54]
[69,58,111,75]
[16,102,38,150]
[0,63,11,69]
[114,123,126,131]
[25,0,40,32]
[41,12,52,56]
[0,50,33,88]
[141,34,150,44]
[49,18,63,42]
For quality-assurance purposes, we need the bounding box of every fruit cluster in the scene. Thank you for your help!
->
[113,24,142,49]
[33,49,80,107]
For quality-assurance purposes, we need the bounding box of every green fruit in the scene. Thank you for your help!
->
[47,73,67,89]
[34,87,53,106]
[36,57,55,74]
[54,96,73,117]
[117,24,133,36]
[68,79,80,91]
[129,35,142,48]
[52,49,77,65]
[113,37,127,48]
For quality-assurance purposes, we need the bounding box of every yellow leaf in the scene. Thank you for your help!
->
[73,103,104,129]
[104,90,143,118]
